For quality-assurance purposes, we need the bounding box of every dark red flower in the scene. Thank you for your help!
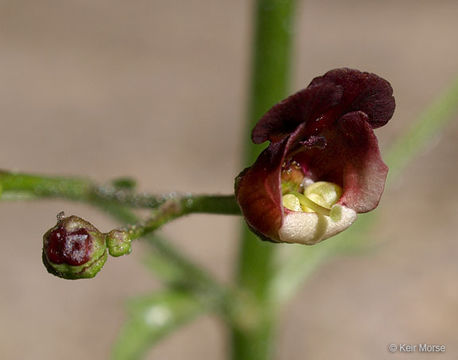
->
[235,68,395,244]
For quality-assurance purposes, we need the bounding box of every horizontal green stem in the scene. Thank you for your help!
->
[0,170,238,316]
[0,171,240,247]
[0,171,92,200]
[0,171,239,214]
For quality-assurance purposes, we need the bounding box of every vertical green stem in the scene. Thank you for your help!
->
[231,1,297,359]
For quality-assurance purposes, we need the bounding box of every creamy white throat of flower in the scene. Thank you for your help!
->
[279,204,356,244]
[280,180,357,244]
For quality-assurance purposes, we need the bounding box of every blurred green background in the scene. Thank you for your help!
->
[0,0,457,359]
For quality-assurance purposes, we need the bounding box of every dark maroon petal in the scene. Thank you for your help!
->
[252,68,395,145]
[236,123,312,240]
[291,111,388,212]
[336,111,388,212]
[251,79,342,144]
[300,135,327,149]
[314,68,395,129]
[235,140,286,241]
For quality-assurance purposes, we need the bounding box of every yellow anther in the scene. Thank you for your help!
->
[282,181,342,216]
[282,194,302,212]
[304,181,342,210]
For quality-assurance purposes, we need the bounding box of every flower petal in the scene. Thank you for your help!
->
[236,122,313,241]
[252,79,342,144]
[313,68,395,129]
[288,111,388,212]
[336,111,389,212]
[235,140,286,241]
[251,68,395,145]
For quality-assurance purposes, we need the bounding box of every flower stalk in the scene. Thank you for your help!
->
[118,194,240,241]
[0,171,238,285]
[0,171,239,215]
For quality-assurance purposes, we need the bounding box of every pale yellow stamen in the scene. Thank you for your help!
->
[281,181,343,216]
[304,181,342,210]
[279,179,353,245]
[282,194,302,212]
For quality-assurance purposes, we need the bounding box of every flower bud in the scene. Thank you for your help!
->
[106,229,132,257]
[42,215,107,279]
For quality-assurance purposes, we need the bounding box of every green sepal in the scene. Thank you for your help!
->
[42,248,108,280]
[106,229,132,257]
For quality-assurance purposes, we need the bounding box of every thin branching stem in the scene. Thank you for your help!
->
[0,170,239,318]
[0,170,239,213]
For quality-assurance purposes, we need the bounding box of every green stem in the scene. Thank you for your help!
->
[232,1,297,359]
[0,170,237,316]
[98,201,233,317]
[0,171,240,214]
[0,171,92,200]
[122,195,240,241]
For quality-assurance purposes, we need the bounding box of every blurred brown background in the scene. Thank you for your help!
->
[1,0,457,359]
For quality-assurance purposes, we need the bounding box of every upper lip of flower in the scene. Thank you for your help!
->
[251,67,395,145]
[235,68,395,243]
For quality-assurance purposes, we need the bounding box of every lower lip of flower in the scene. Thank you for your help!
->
[279,169,356,244]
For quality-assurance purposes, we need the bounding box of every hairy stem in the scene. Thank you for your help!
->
[0,170,237,315]
[120,194,240,241]
[98,201,234,316]
[231,1,297,359]
[0,171,239,214]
